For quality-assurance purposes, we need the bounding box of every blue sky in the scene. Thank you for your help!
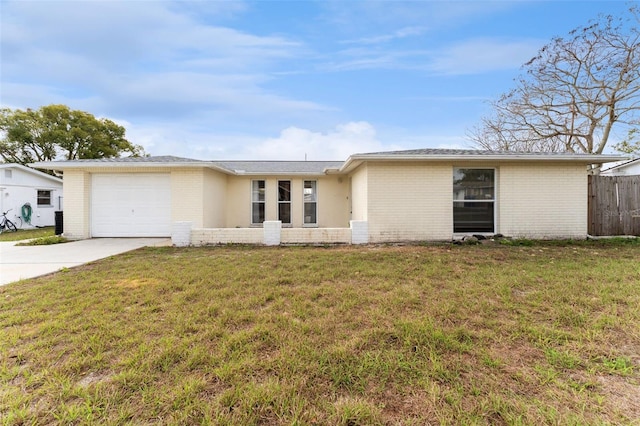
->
[0,1,632,160]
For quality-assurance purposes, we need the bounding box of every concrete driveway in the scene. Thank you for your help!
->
[0,238,171,286]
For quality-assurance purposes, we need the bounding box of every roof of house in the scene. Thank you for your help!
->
[0,163,63,183]
[340,149,624,172]
[350,148,621,159]
[63,155,202,163]
[31,149,624,175]
[211,161,343,175]
[600,157,640,173]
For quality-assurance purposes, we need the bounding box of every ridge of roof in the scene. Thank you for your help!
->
[60,155,203,163]
[353,148,614,157]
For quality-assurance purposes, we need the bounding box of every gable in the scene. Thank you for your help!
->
[0,165,63,188]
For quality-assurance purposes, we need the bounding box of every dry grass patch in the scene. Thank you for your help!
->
[1,242,639,425]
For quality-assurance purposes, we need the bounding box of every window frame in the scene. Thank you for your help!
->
[277,180,292,226]
[251,180,266,226]
[303,180,318,227]
[452,168,496,234]
[37,189,53,207]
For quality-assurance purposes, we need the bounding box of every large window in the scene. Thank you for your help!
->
[303,180,317,226]
[251,180,265,224]
[278,180,291,225]
[453,169,495,233]
[37,190,52,207]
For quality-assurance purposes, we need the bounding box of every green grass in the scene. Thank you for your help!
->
[1,242,639,425]
[0,226,55,242]
[15,235,68,246]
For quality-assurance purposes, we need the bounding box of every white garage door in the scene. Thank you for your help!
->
[91,173,171,237]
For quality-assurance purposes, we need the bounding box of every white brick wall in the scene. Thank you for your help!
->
[191,228,263,245]
[281,227,351,244]
[190,226,352,245]
[361,161,589,242]
[366,162,452,242]
[498,163,587,238]
[171,169,204,227]
[62,170,90,240]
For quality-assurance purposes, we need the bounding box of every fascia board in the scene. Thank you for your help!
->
[340,154,624,173]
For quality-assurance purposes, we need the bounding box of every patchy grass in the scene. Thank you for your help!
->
[1,242,639,425]
[0,227,55,242]
[15,235,68,246]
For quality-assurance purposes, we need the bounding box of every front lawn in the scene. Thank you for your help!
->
[1,242,639,425]
[0,227,55,242]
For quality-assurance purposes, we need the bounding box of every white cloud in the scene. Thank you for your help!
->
[120,120,400,161]
[0,1,314,125]
[242,122,395,161]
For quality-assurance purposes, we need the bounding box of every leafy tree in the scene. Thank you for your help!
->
[469,6,640,156]
[0,104,144,165]
[613,128,640,158]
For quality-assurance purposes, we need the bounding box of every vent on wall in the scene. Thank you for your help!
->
[4,170,12,178]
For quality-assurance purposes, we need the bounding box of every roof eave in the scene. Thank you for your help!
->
[339,153,624,173]
[231,171,331,176]
[30,161,337,176]
[30,161,213,171]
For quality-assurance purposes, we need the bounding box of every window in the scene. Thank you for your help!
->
[251,180,265,224]
[37,190,52,207]
[278,180,291,224]
[303,180,317,225]
[453,169,494,233]
[4,170,12,178]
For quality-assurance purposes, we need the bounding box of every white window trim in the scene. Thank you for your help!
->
[37,189,53,207]
[251,180,266,226]
[303,180,318,227]
[452,167,497,235]
[277,180,292,226]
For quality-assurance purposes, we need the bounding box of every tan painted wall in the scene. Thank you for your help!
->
[350,165,368,221]
[317,176,350,227]
[498,162,587,238]
[203,169,227,227]
[224,175,350,228]
[365,162,452,242]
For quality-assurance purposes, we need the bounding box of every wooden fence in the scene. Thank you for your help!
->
[588,175,640,236]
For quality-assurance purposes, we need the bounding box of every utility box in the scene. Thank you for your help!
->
[54,211,63,235]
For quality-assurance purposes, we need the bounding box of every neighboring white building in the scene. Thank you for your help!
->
[601,158,640,176]
[0,164,63,228]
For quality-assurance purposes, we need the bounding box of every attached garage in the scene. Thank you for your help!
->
[91,173,171,237]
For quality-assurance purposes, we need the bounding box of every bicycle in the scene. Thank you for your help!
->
[0,209,19,233]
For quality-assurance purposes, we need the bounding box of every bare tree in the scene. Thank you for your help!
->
[469,5,640,156]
